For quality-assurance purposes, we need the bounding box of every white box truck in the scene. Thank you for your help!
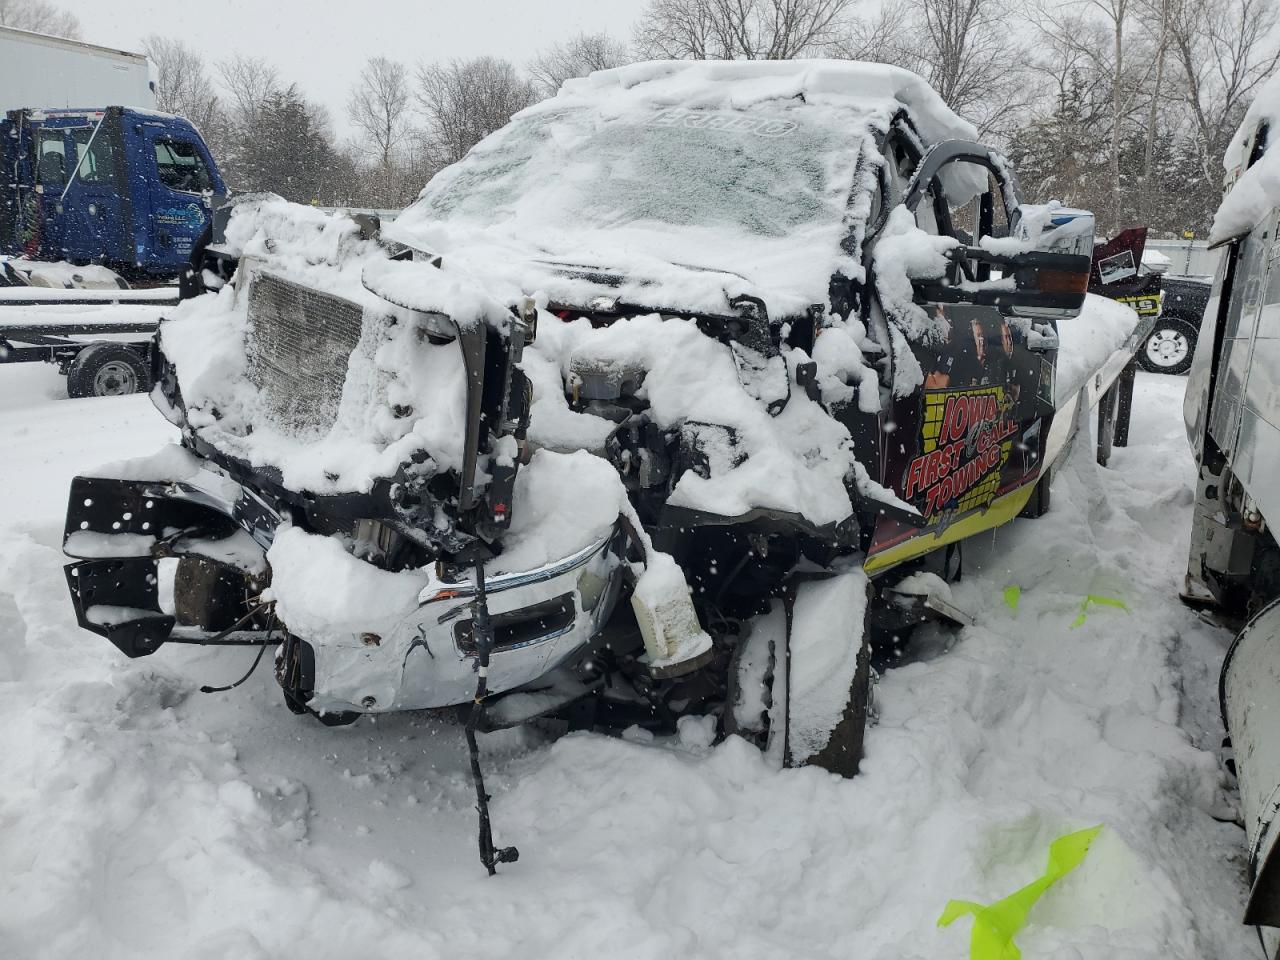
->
[0,24,154,112]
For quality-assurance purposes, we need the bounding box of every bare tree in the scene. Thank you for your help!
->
[348,57,411,176]
[1034,0,1161,226]
[835,0,1033,137]
[528,31,631,96]
[414,57,537,167]
[0,0,80,38]
[216,55,282,130]
[1101,0,1132,228]
[635,0,858,60]
[1135,0,1171,221]
[837,0,916,62]
[917,0,1008,114]
[142,35,221,131]
[1167,0,1280,182]
[634,0,720,58]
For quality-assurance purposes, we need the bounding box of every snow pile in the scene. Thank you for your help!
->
[160,200,476,494]
[266,526,425,640]
[361,257,512,331]
[785,570,869,763]
[868,205,964,398]
[1211,71,1280,243]
[811,317,881,413]
[525,312,860,526]
[386,60,976,318]
[497,450,712,669]
[215,194,376,297]
[494,449,624,573]
[0,373,1259,958]
[160,189,896,538]
[1056,294,1144,404]
[4,261,124,290]
[261,450,630,619]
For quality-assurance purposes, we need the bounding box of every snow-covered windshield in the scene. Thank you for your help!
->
[384,61,981,315]
[403,100,861,261]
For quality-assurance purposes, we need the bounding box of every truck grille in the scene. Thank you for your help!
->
[245,271,364,437]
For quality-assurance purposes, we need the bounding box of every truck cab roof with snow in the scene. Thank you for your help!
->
[384,60,981,318]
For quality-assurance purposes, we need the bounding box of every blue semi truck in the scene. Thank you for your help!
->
[0,28,229,395]
[0,104,226,396]
[1,105,225,276]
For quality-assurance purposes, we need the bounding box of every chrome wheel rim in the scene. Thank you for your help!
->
[92,360,138,396]
[1145,328,1190,368]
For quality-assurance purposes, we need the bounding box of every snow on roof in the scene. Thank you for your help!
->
[385,60,977,318]
[1211,71,1280,243]
[547,59,978,145]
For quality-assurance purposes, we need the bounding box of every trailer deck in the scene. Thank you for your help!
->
[0,302,167,396]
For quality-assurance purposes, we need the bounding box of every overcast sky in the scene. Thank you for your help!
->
[59,0,647,138]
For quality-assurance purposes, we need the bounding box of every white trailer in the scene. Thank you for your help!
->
[0,25,154,114]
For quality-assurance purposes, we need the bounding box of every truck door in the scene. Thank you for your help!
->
[60,115,129,264]
[135,124,218,275]
[29,123,72,259]
[6,112,129,266]
[865,143,1056,571]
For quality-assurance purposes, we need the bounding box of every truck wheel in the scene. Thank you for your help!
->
[1138,317,1198,375]
[67,343,151,398]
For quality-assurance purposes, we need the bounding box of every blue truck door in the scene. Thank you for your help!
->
[59,113,130,264]
[0,115,14,254]
[4,110,130,266]
[132,120,220,274]
[28,122,74,259]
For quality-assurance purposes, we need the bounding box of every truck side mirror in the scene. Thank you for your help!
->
[912,247,1092,319]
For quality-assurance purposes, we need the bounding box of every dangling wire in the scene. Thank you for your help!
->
[464,559,519,875]
[200,609,277,694]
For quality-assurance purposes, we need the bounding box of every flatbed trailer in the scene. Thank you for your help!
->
[0,288,178,307]
[0,305,167,396]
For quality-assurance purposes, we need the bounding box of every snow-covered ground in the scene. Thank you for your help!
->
[0,363,1261,959]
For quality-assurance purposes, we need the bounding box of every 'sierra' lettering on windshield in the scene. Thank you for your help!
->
[646,109,798,138]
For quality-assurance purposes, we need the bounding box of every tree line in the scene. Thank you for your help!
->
[5,0,1277,237]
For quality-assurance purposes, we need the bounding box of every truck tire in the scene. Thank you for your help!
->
[1138,316,1198,375]
[67,343,151,398]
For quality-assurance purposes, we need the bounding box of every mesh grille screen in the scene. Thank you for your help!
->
[245,271,364,437]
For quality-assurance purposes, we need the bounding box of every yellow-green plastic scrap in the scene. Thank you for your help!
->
[1069,595,1129,629]
[1003,586,1021,611]
[937,825,1104,960]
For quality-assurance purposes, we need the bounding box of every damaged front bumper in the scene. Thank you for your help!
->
[63,452,628,717]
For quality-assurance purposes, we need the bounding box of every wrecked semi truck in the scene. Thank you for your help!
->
[60,61,1150,865]
[1182,72,1280,956]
